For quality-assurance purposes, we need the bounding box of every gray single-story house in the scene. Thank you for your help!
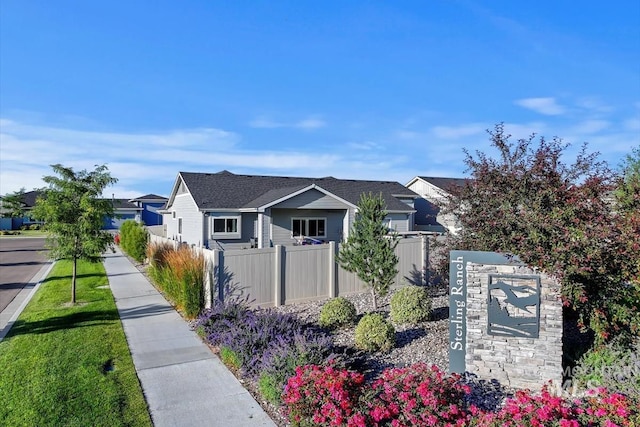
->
[162,170,419,250]
[406,176,468,235]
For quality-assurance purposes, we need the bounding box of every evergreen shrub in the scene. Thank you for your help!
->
[319,297,357,329]
[119,220,148,263]
[390,285,432,324]
[354,313,395,352]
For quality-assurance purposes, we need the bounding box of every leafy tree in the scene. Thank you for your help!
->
[32,164,117,303]
[337,193,399,310]
[615,146,640,213]
[1,187,26,218]
[439,124,639,344]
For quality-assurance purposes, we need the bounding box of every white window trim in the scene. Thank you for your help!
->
[291,217,327,239]
[211,215,242,240]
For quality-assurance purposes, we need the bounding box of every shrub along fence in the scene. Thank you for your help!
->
[148,234,429,308]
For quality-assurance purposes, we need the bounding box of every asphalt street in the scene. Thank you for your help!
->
[0,238,48,313]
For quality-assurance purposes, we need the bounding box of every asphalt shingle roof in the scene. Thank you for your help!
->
[20,191,42,208]
[130,194,168,201]
[110,199,141,210]
[417,176,468,193]
[7,191,151,210]
[178,171,418,211]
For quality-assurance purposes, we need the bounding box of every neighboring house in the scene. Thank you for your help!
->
[162,170,419,250]
[406,176,468,235]
[129,194,168,226]
[0,190,43,230]
[103,199,142,230]
[0,190,166,230]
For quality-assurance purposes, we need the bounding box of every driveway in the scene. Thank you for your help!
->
[0,238,48,313]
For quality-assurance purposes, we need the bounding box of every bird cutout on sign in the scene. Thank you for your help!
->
[487,276,540,338]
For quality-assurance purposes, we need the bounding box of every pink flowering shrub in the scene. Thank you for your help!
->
[471,386,580,426]
[575,388,640,427]
[472,385,639,427]
[281,364,639,427]
[366,363,472,426]
[282,363,366,427]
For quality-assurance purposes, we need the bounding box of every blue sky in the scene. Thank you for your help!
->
[1,1,639,198]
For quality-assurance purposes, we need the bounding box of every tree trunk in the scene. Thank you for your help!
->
[371,287,377,310]
[71,256,77,304]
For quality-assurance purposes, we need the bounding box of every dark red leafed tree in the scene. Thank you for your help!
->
[439,124,639,344]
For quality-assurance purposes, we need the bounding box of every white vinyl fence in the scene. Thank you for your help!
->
[148,234,428,308]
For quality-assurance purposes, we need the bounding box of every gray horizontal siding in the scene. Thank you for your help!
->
[271,209,346,246]
[272,189,350,209]
[168,193,204,246]
[206,212,257,250]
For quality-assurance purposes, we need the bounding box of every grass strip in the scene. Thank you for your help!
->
[0,260,152,427]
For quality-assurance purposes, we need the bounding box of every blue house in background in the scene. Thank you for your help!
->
[129,194,167,226]
[103,199,141,230]
[103,195,168,229]
[0,190,44,230]
[1,190,167,230]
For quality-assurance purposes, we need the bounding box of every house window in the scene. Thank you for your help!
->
[292,218,326,238]
[178,218,183,234]
[172,211,176,219]
[211,216,241,239]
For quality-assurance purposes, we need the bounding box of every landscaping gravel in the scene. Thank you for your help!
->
[267,287,451,379]
[259,287,515,425]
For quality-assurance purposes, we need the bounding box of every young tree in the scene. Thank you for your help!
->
[615,147,640,214]
[337,193,399,310]
[1,187,27,218]
[32,164,117,303]
[438,124,639,344]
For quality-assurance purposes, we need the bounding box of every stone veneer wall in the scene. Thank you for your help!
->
[465,262,563,390]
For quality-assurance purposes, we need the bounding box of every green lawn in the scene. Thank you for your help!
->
[0,260,152,427]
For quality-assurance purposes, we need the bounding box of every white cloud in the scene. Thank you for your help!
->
[431,123,486,139]
[575,97,614,115]
[295,118,326,130]
[248,117,283,129]
[569,119,610,134]
[0,118,345,196]
[515,97,566,115]
[347,141,383,150]
[3,103,634,201]
[395,130,422,140]
[249,115,326,130]
[623,117,640,131]
[501,122,548,139]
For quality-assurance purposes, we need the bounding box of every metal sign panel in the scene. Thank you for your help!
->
[488,274,540,338]
[448,250,524,374]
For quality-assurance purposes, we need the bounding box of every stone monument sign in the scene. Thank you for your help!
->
[449,250,563,390]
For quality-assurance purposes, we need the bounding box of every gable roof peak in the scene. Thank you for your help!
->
[174,170,419,211]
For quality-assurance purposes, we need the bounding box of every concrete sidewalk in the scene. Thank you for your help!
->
[104,249,276,427]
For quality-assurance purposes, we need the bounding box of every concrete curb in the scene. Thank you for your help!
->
[0,260,55,342]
